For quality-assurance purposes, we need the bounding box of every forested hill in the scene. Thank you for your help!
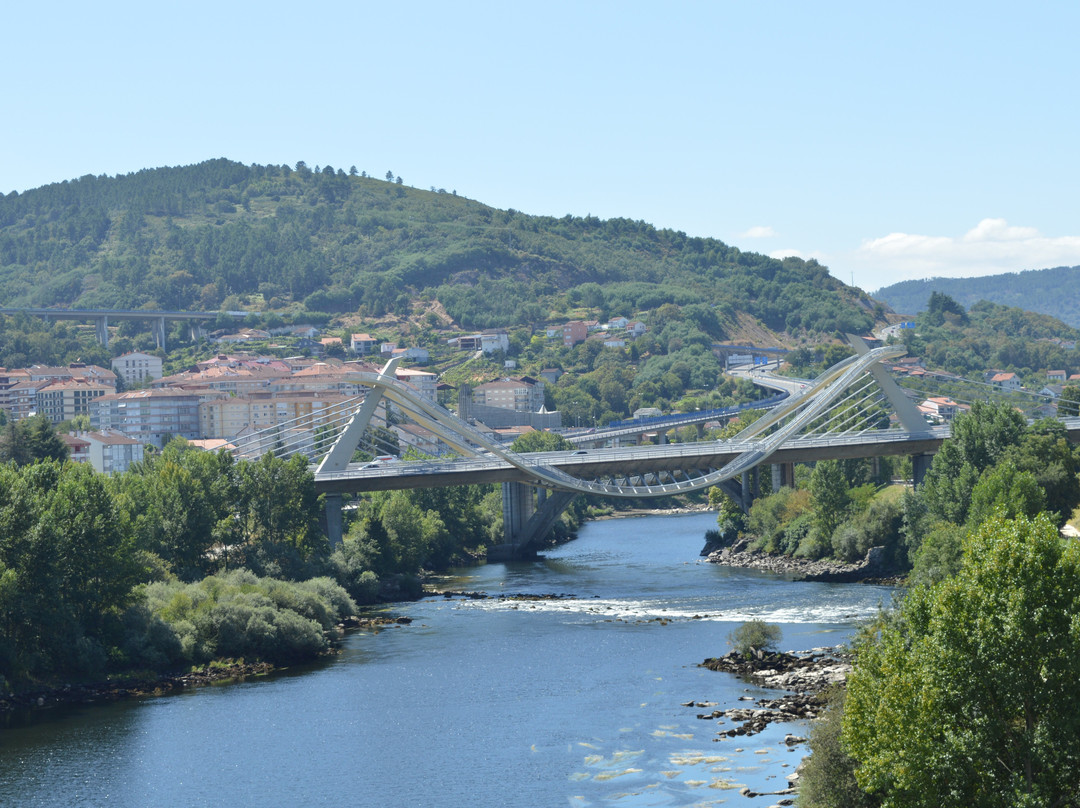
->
[874,265,1080,329]
[0,159,880,337]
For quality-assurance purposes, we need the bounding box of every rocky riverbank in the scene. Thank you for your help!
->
[0,660,279,714]
[1,614,412,715]
[690,647,850,739]
[686,647,851,801]
[705,537,902,583]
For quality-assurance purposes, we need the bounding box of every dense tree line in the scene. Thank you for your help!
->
[896,295,1080,386]
[0,433,517,690]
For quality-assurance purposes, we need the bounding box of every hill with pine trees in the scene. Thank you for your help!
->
[0,159,882,339]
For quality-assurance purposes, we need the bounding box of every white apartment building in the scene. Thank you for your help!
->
[111,351,164,385]
[84,430,145,474]
[471,377,546,412]
[395,368,438,403]
[91,389,203,448]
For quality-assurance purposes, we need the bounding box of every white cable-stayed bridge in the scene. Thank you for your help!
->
[219,336,1050,558]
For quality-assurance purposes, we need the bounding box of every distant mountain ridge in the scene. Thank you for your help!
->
[874,266,1080,328]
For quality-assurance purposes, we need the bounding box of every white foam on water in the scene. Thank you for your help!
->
[451,595,881,624]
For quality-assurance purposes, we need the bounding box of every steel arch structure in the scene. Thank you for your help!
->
[317,343,910,499]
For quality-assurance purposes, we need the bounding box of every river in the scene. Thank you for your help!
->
[1,512,893,807]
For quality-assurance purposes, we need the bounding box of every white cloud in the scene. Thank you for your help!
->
[769,247,806,260]
[857,218,1080,287]
[768,247,828,263]
[740,225,776,239]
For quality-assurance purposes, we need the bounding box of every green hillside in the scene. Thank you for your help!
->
[0,159,880,337]
[874,266,1080,328]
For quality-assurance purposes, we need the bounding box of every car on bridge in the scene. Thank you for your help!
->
[362,455,398,469]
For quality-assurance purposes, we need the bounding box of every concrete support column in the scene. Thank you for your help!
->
[695,423,705,439]
[912,454,933,487]
[771,463,783,492]
[324,494,344,546]
[154,317,168,351]
[501,481,536,544]
[741,471,751,508]
[95,315,109,347]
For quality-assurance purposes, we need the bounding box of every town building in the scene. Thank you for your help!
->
[91,389,204,448]
[198,391,355,441]
[111,351,164,385]
[451,332,510,354]
[394,368,438,403]
[34,379,113,424]
[83,430,146,474]
[60,433,91,464]
[471,377,546,412]
[350,333,378,355]
[989,371,1023,392]
[562,321,588,347]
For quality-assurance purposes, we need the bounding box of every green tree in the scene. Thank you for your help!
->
[728,619,781,657]
[965,465,1045,530]
[921,401,1026,525]
[844,513,1080,807]
[924,290,969,326]
[510,431,573,453]
[798,688,876,808]
[809,459,849,538]
[0,415,69,466]
[1059,385,1080,417]
[237,453,324,579]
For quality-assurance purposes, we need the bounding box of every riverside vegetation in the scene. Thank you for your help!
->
[0,426,587,694]
[709,401,1080,586]
[768,401,1080,807]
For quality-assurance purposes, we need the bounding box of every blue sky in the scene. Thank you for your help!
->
[4,1,1079,293]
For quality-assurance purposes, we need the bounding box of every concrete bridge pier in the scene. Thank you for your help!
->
[323,494,345,545]
[95,315,109,347]
[912,454,933,487]
[153,317,168,350]
[770,462,794,491]
[488,482,576,561]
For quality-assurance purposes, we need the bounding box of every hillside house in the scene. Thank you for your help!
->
[562,321,588,347]
[350,333,377,355]
[990,372,1023,392]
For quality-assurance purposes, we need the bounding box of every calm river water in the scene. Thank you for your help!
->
[1,512,893,807]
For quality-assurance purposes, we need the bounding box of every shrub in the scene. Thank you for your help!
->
[728,619,782,657]
[139,570,357,667]
[797,687,875,807]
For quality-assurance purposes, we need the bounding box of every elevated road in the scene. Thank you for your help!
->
[0,306,252,349]
[314,425,953,495]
